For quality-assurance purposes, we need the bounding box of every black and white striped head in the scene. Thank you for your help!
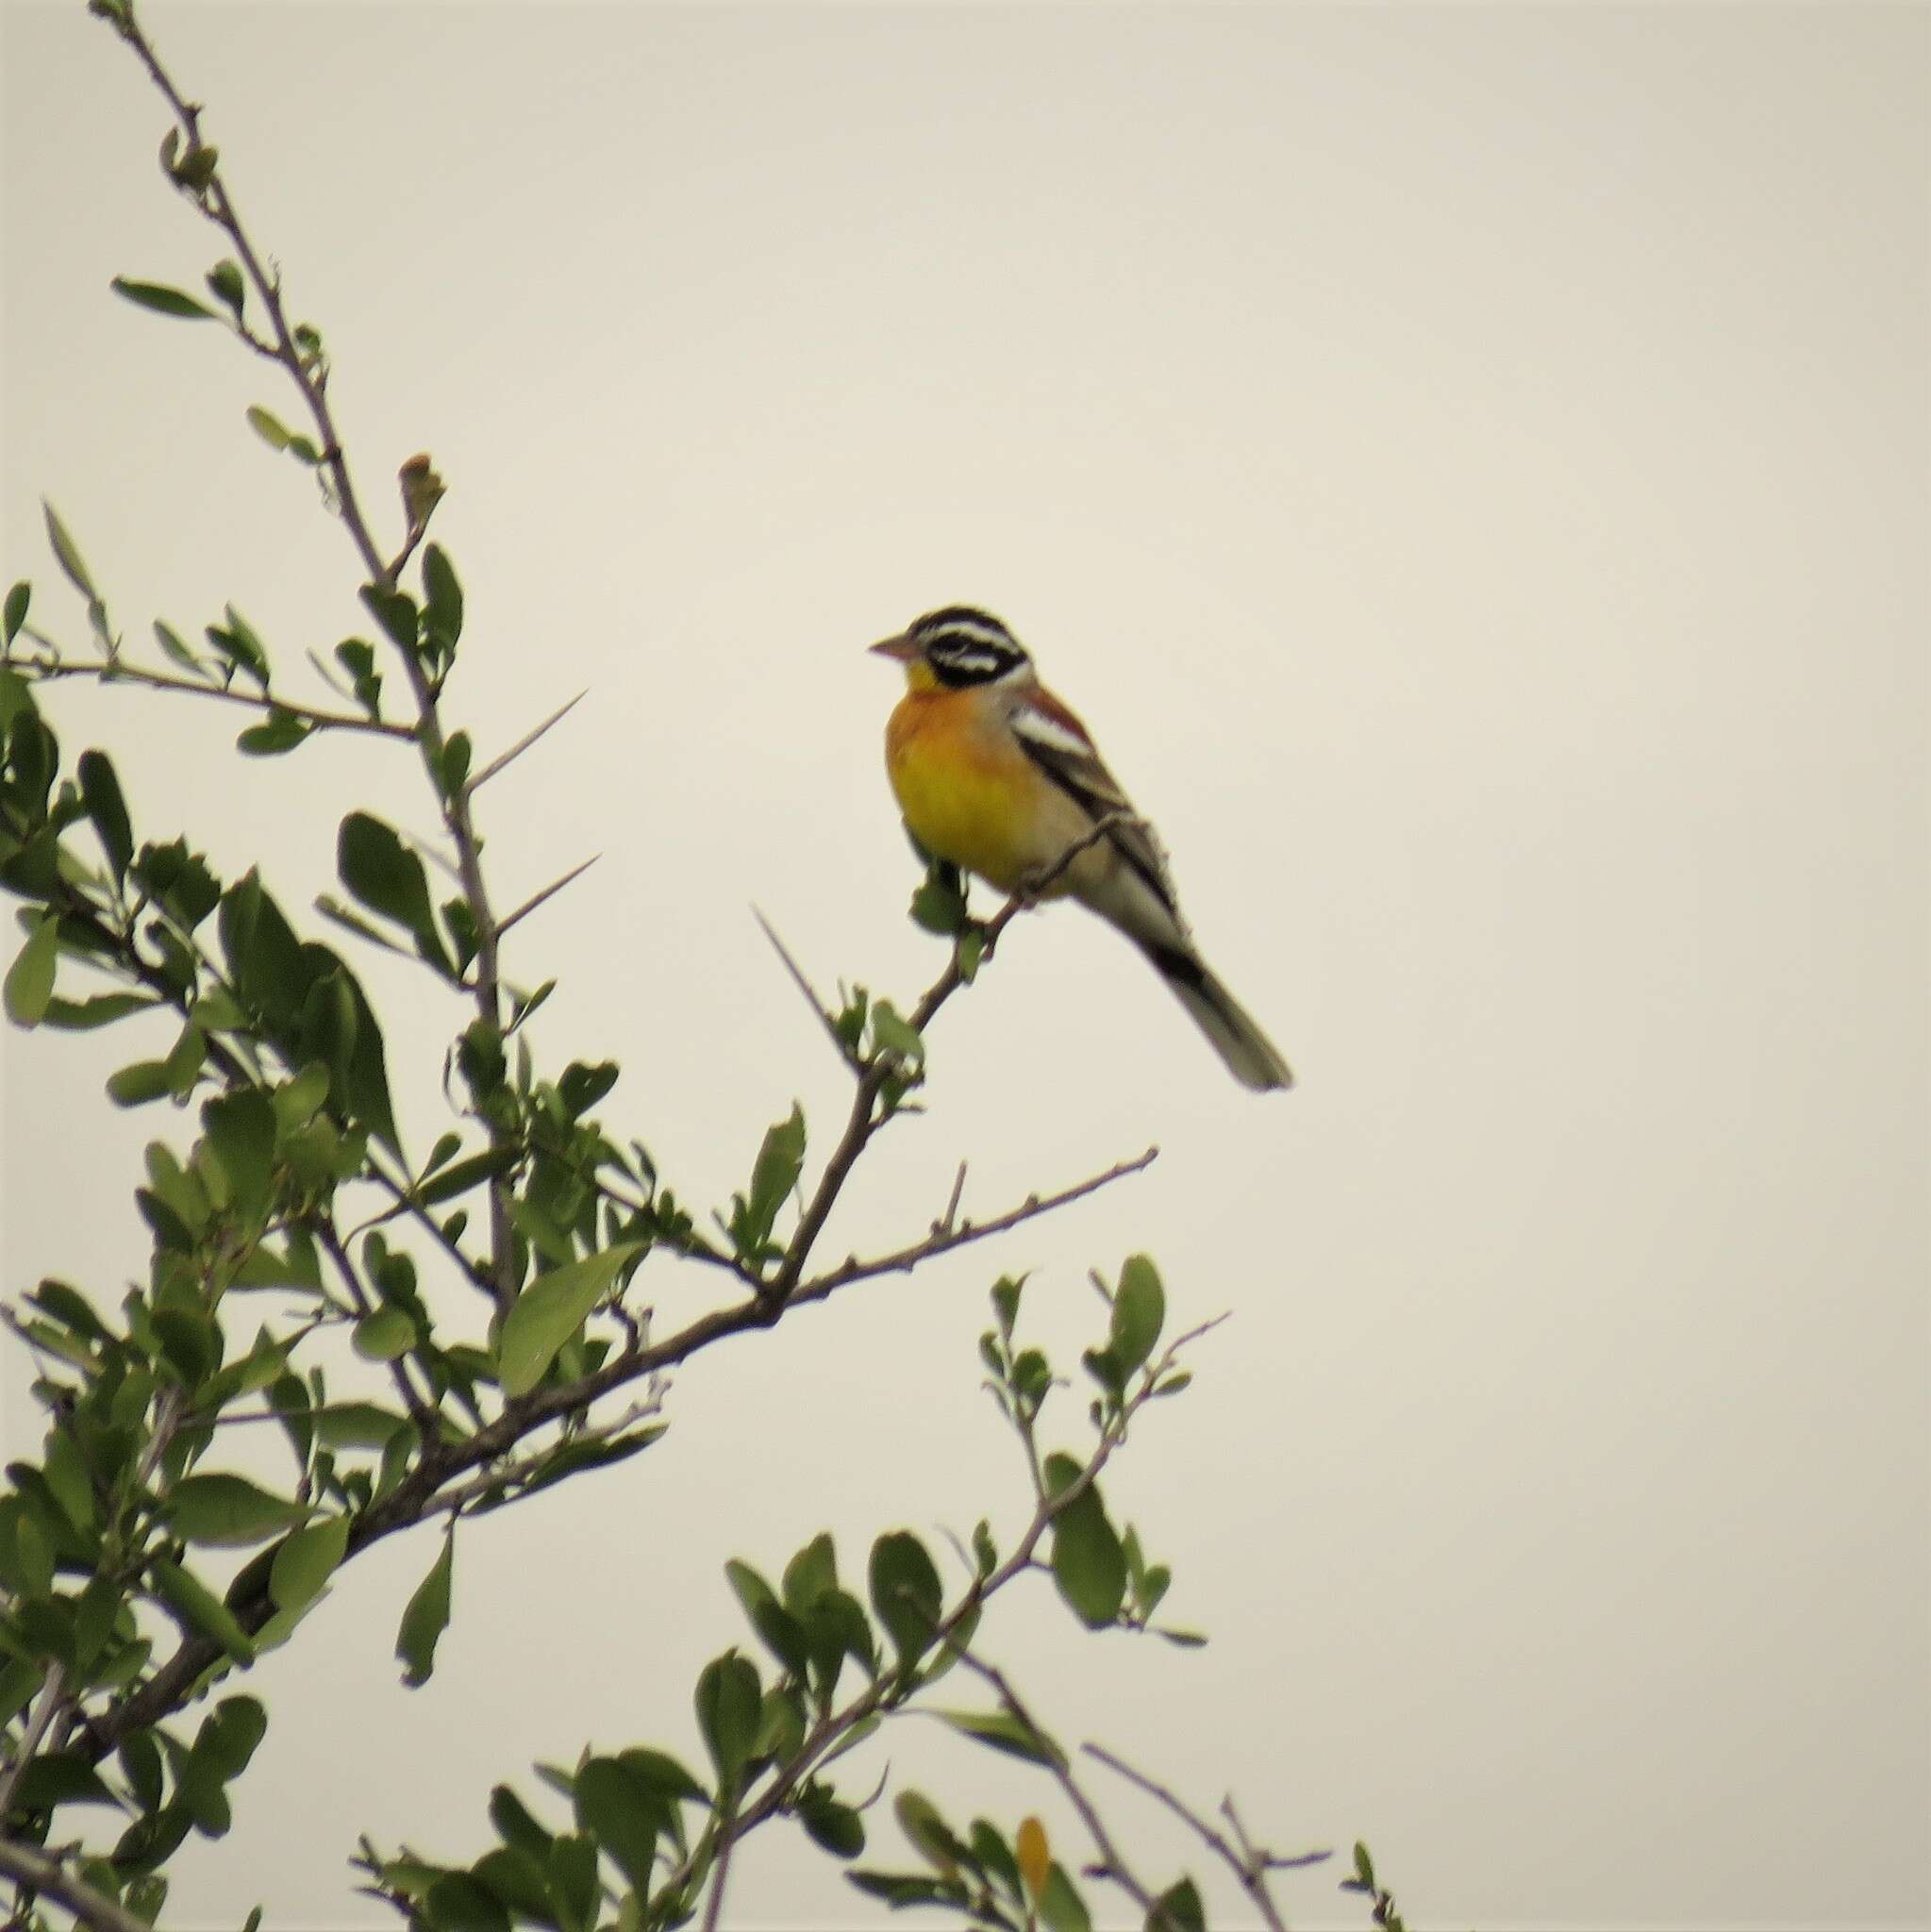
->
[871,607,1035,689]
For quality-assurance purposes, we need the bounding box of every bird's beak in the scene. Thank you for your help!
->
[868,634,918,663]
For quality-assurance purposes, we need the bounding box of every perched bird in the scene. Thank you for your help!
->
[870,606,1292,1091]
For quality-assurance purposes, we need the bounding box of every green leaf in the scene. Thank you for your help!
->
[438,731,472,800]
[782,1532,839,1614]
[153,1306,219,1387]
[338,811,450,972]
[245,405,293,452]
[42,991,155,1032]
[868,1530,943,1667]
[359,584,419,652]
[557,1059,618,1119]
[1044,1454,1127,1629]
[150,1558,256,1663]
[990,1275,1024,1340]
[272,1062,331,1132]
[694,1651,762,1792]
[908,862,968,936]
[119,1730,164,1813]
[1040,1862,1095,1932]
[846,1871,961,1908]
[206,258,245,317]
[1109,1254,1165,1381]
[615,1746,708,1807]
[166,1473,308,1547]
[206,608,270,688]
[310,1402,409,1452]
[414,1146,517,1207]
[3,581,27,645]
[573,1756,662,1890]
[153,619,206,677]
[203,1088,275,1223]
[893,1790,970,1872]
[396,1527,454,1688]
[111,275,216,321]
[1146,1878,1205,1932]
[269,1515,349,1614]
[236,708,312,756]
[353,1306,416,1361]
[869,1000,925,1067]
[729,1102,806,1263]
[725,1558,810,1677]
[423,1874,508,1932]
[74,749,134,881]
[13,1751,119,1811]
[798,1786,865,1857]
[107,1059,173,1107]
[42,502,96,599]
[489,1784,554,1862]
[192,1695,267,1783]
[421,544,463,646]
[495,1242,643,1396]
[932,1707,1062,1768]
[5,914,59,1025]
[28,1279,109,1343]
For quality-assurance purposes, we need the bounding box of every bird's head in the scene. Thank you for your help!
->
[869,607,1035,692]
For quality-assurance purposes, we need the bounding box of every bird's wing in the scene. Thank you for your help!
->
[1010,687,1186,923]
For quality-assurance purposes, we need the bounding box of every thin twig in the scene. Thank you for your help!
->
[465,689,588,793]
[945,1650,1171,1925]
[18,656,416,737]
[496,854,600,940]
[425,1396,662,1521]
[315,1218,439,1430]
[698,1810,737,1932]
[795,1147,1157,1301]
[0,1662,69,1820]
[1083,1742,1302,1931]
[657,1314,1216,1900]
[0,1840,154,1932]
[752,907,864,1073]
[937,1159,969,1236]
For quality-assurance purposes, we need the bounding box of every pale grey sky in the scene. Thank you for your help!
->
[2,5,1926,1928]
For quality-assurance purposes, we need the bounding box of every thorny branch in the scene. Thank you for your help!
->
[667,1313,1215,1905]
[947,1648,1172,1927]
[9,646,417,739]
[25,4,1171,1871]
[99,0,519,1307]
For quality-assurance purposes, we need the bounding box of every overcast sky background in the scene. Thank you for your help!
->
[2,4,1926,1928]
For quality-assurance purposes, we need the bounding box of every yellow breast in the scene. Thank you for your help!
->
[884,687,1048,895]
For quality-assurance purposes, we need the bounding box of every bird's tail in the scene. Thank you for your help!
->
[1142,942,1293,1091]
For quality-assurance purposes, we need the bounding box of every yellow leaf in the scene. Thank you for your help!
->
[1016,1815,1051,1906]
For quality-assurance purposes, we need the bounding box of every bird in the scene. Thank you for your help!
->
[869,606,1292,1091]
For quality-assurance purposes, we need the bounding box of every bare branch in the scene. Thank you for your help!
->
[1083,1741,1312,1931]
[0,1840,155,1932]
[947,1649,1173,1924]
[19,656,417,737]
[794,1146,1157,1301]
[698,1814,737,1932]
[465,688,589,793]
